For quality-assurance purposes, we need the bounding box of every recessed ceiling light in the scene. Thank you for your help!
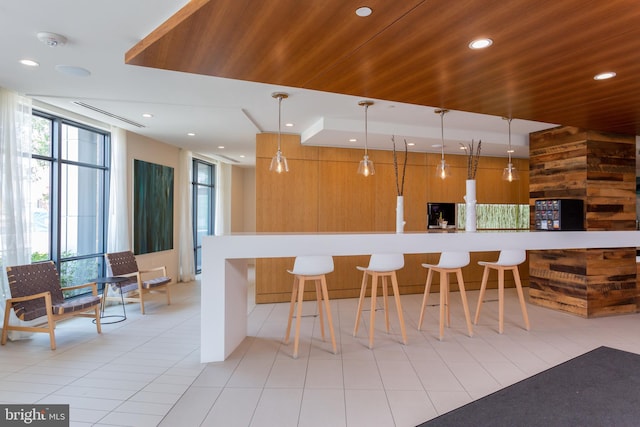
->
[407,142,415,147]
[349,138,357,142]
[240,155,246,158]
[218,145,225,149]
[187,132,195,136]
[355,6,372,17]
[594,71,616,80]
[142,113,153,118]
[469,38,493,49]
[55,65,91,77]
[19,59,39,67]
[285,123,294,127]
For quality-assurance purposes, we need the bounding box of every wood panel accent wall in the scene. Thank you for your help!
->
[528,126,638,317]
[256,133,530,303]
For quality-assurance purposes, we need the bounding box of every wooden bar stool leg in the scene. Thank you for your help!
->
[284,277,298,344]
[498,267,505,334]
[293,277,305,359]
[512,266,531,330]
[315,279,325,341]
[382,275,390,332]
[439,271,447,340]
[474,265,490,325]
[445,272,451,327]
[353,271,368,336]
[456,268,473,337]
[390,272,407,345]
[369,273,378,349]
[418,268,433,330]
[320,275,337,354]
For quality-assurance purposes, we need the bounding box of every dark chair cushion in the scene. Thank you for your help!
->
[52,295,101,315]
[14,303,49,322]
[111,277,138,294]
[142,276,171,289]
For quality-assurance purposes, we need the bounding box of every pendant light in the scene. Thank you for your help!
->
[434,109,450,179]
[357,100,375,176]
[269,92,289,173]
[501,117,520,182]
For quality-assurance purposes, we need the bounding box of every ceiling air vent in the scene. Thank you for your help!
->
[73,102,146,128]
[217,154,240,164]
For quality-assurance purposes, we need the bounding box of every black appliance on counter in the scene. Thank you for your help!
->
[427,202,456,228]
[534,199,584,230]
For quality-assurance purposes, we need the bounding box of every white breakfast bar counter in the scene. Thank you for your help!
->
[201,230,640,363]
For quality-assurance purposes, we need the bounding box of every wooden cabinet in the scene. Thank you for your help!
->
[255,132,530,303]
[528,126,638,317]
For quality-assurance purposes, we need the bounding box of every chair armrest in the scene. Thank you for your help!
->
[6,291,51,304]
[139,266,167,275]
[61,282,99,296]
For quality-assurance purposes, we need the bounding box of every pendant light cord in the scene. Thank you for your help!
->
[507,117,513,163]
[440,109,445,161]
[277,95,282,152]
[364,103,369,156]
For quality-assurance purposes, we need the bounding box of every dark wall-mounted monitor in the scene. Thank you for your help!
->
[427,202,456,228]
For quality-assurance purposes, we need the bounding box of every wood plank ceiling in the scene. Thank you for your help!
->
[126,0,640,136]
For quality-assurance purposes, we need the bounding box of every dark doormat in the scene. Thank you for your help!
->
[417,346,640,427]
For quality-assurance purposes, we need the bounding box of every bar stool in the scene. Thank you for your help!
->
[474,249,530,333]
[353,253,407,349]
[284,256,337,358]
[419,251,473,340]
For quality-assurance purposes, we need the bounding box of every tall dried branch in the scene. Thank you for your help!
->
[400,138,408,195]
[466,139,482,179]
[392,136,408,195]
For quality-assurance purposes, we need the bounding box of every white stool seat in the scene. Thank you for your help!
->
[474,250,530,334]
[422,251,470,269]
[288,255,334,276]
[353,253,407,348]
[284,256,337,358]
[419,251,473,340]
[357,253,405,272]
[478,249,526,267]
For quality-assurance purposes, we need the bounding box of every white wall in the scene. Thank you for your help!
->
[230,166,256,233]
[123,131,253,276]
[125,131,180,280]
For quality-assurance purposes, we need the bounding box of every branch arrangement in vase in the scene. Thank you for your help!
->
[465,139,482,179]
[392,136,408,195]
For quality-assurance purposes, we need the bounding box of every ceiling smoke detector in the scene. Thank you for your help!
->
[37,32,67,47]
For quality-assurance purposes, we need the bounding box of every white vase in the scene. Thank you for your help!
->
[464,180,477,232]
[396,195,405,233]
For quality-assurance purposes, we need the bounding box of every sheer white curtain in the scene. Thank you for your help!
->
[178,149,195,282]
[215,162,232,235]
[0,88,33,339]
[107,126,129,252]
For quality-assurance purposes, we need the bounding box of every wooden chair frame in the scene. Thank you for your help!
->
[2,281,101,351]
[104,252,171,315]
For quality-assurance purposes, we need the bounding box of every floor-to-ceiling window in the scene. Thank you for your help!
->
[192,159,216,274]
[31,111,109,296]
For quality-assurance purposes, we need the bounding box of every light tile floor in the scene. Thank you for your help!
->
[2,280,640,427]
